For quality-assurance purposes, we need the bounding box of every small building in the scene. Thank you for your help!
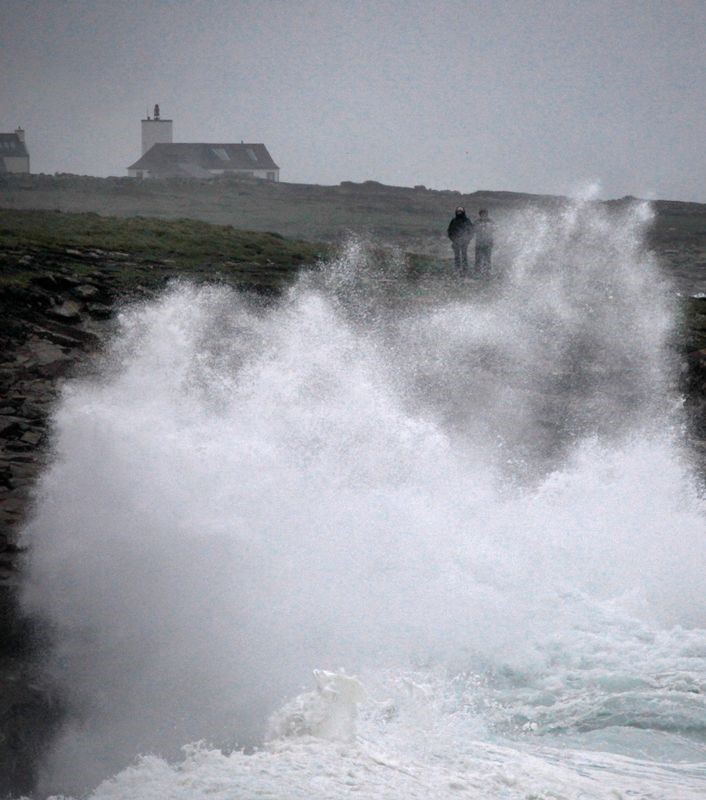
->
[0,128,29,174]
[127,105,279,181]
[128,142,280,181]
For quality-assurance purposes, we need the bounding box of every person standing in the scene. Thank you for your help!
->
[475,209,494,277]
[447,206,474,275]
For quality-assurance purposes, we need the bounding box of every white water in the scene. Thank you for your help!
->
[21,198,706,798]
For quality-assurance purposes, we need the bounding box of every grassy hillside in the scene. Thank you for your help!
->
[0,173,534,242]
[2,174,704,240]
[2,174,704,289]
[0,208,328,292]
[0,173,609,246]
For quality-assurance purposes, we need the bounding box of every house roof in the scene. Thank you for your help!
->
[0,133,29,158]
[128,143,279,173]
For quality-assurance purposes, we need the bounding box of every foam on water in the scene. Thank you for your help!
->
[20,197,706,797]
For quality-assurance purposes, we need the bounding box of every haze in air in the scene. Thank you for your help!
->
[1,0,705,200]
[0,2,705,799]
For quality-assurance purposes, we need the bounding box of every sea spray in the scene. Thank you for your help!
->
[20,197,706,797]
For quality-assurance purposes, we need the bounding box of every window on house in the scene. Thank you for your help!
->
[246,148,258,162]
[212,148,230,161]
[267,172,275,181]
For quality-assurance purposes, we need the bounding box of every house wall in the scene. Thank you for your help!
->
[2,156,30,174]
[129,166,280,181]
[217,168,279,181]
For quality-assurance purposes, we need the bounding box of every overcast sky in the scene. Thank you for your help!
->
[1,0,704,201]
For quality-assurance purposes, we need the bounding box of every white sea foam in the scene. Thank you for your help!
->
[21,198,706,797]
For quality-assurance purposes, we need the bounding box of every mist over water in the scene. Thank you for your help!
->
[21,198,706,797]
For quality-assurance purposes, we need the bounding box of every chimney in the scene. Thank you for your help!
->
[15,127,25,143]
[141,104,173,155]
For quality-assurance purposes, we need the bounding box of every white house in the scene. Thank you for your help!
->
[127,105,279,181]
[0,128,29,174]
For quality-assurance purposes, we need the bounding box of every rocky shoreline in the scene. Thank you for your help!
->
[0,249,124,794]
[0,239,310,794]
[1,249,134,559]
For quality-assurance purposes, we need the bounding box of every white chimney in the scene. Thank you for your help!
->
[141,104,172,155]
[15,127,25,143]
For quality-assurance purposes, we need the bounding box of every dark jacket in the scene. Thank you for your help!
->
[447,213,474,244]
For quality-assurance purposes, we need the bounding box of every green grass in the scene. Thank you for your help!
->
[0,205,704,361]
[2,175,704,268]
[0,208,327,268]
[0,207,334,294]
[0,174,562,246]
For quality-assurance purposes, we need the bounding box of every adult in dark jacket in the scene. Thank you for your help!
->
[447,206,474,274]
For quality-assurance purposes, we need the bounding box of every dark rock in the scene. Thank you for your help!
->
[35,357,76,379]
[0,654,64,796]
[19,431,42,446]
[24,338,65,365]
[33,319,100,346]
[48,300,82,324]
[71,284,100,300]
[33,328,86,349]
[8,463,38,481]
[0,496,26,515]
[87,302,113,319]
[3,443,34,454]
[25,380,55,397]
[18,402,45,420]
[30,273,80,291]
[17,340,77,380]
[0,418,23,440]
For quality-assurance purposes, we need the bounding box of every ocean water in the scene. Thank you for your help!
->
[20,198,706,798]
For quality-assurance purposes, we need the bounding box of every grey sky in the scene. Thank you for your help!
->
[1,0,705,201]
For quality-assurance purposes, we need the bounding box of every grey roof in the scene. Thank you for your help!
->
[0,133,29,158]
[128,143,279,173]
